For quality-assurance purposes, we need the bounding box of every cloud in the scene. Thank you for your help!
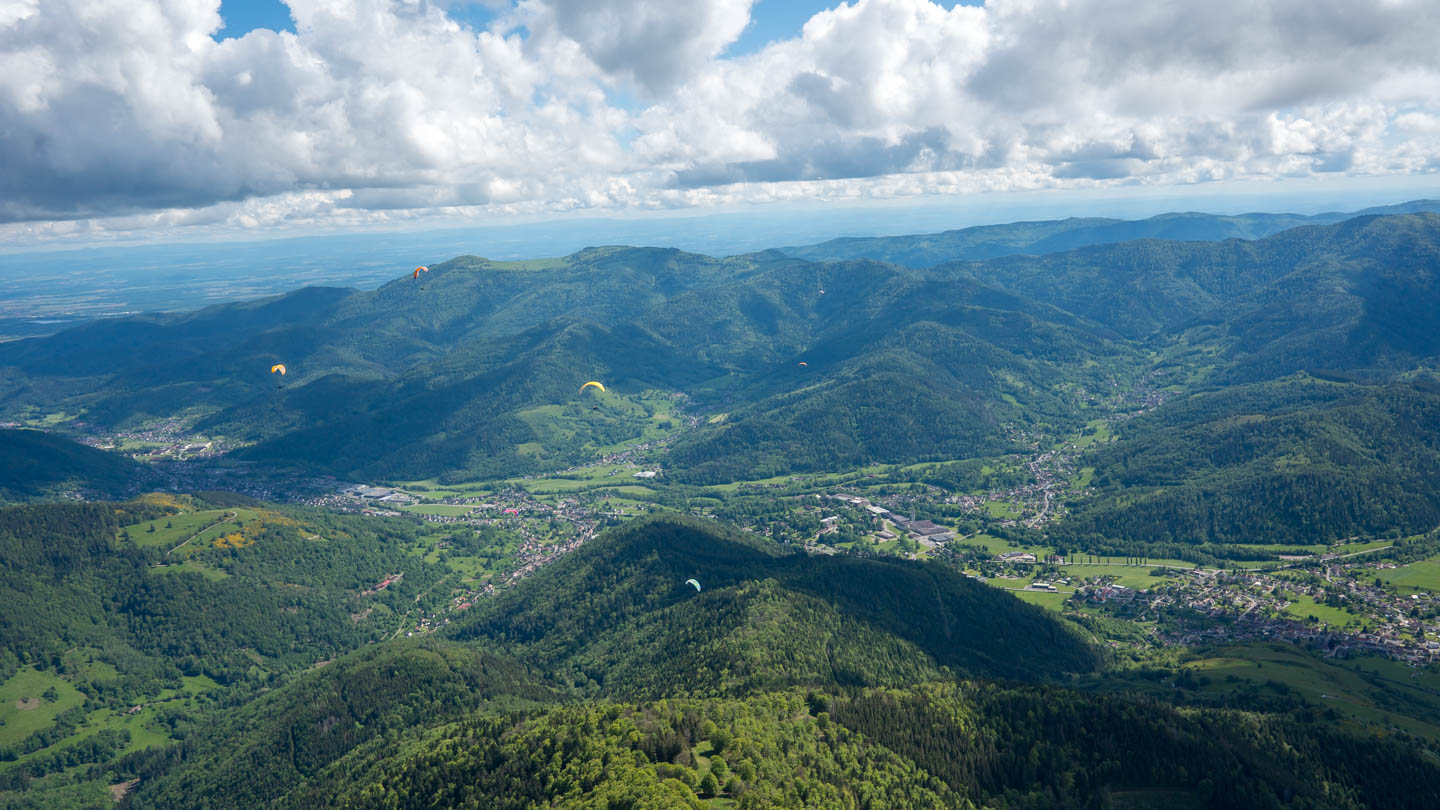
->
[513,0,756,95]
[0,0,1437,242]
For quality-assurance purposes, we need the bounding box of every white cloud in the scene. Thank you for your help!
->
[0,0,1437,243]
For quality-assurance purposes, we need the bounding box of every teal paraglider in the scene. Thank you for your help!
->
[685,578,701,592]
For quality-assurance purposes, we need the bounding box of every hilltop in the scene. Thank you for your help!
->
[452,515,1099,692]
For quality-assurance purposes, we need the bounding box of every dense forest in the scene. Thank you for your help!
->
[0,499,451,712]
[1056,378,1440,550]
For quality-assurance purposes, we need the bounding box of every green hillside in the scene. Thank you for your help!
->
[128,676,1440,810]
[455,515,1099,691]
[128,640,553,810]
[1054,377,1440,552]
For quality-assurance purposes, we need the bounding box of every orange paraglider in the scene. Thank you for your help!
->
[798,361,808,367]
[412,266,428,280]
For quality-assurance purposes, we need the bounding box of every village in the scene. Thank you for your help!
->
[1075,559,1440,666]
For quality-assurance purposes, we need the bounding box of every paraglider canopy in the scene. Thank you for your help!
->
[579,381,605,394]
[797,361,808,367]
[685,578,701,592]
[412,266,428,280]
[270,364,287,375]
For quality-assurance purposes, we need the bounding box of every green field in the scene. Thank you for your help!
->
[1068,418,1113,449]
[0,667,85,747]
[1282,593,1362,628]
[1060,562,1180,590]
[1388,556,1440,593]
[963,532,1034,555]
[612,485,656,497]
[121,508,233,547]
[982,500,1023,519]
[400,504,476,516]
[1011,590,1071,611]
[1181,643,1440,740]
[119,507,263,555]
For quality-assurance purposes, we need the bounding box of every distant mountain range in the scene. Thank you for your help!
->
[782,198,1440,267]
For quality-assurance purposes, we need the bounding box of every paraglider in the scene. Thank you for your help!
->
[503,508,519,515]
[271,363,287,389]
[685,578,701,592]
[579,381,605,394]
[412,266,428,280]
[798,361,808,367]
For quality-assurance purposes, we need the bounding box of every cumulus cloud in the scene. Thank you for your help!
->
[0,0,1437,241]
[512,0,755,95]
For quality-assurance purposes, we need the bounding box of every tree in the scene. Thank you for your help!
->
[698,771,718,798]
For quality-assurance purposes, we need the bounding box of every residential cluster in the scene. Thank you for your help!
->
[1076,563,1440,666]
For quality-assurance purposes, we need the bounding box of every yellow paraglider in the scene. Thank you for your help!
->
[270,364,287,375]
[579,381,605,394]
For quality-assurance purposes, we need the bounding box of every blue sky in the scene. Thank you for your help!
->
[215,0,295,39]
[217,1,979,54]
[6,0,1438,247]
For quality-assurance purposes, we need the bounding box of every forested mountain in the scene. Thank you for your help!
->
[0,245,1137,482]
[453,516,1099,691]
[0,429,158,500]
[0,498,450,691]
[782,198,1440,267]
[1055,376,1440,553]
[131,673,1440,810]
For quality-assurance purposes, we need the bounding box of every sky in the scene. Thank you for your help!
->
[2,0,1438,249]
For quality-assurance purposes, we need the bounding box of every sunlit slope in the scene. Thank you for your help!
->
[229,320,721,479]
[452,515,1100,692]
